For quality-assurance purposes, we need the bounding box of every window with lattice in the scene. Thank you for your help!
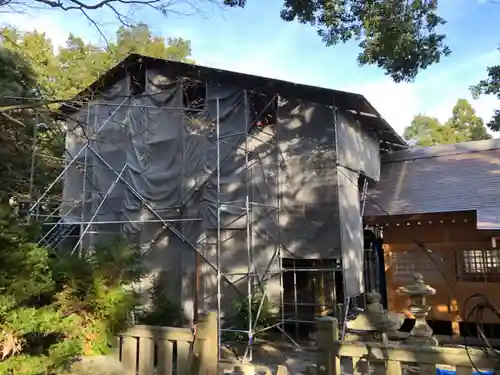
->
[392,251,442,282]
[457,249,500,282]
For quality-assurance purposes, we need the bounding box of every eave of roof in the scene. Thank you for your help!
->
[58,53,408,149]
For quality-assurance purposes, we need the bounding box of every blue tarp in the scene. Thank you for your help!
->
[436,368,493,375]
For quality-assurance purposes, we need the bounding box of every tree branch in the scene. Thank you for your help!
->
[33,0,160,11]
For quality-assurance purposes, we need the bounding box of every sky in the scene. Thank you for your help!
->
[2,0,500,136]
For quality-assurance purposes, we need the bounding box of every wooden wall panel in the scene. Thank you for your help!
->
[379,212,500,324]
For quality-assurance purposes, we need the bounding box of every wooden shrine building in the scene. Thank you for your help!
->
[364,138,500,337]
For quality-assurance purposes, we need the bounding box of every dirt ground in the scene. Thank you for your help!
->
[219,338,319,375]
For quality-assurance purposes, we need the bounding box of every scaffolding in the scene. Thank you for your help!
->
[23,71,370,362]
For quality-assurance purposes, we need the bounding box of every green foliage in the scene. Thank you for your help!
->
[135,274,182,327]
[0,47,51,200]
[0,207,144,374]
[0,47,37,98]
[471,47,500,132]
[0,23,194,201]
[0,24,195,372]
[403,98,492,147]
[222,292,275,342]
[110,24,193,64]
[225,0,450,83]
[1,23,193,102]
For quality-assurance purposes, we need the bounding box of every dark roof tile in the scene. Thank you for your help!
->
[365,138,500,229]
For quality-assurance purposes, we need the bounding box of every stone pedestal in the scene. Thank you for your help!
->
[397,273,438,346]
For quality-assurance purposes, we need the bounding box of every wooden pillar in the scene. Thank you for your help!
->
[191,311,218,375]
[316,316,341,375]
[317,260,327,316]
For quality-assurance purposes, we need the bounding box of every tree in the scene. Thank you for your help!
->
[445,98,491,141]
[225,0,451,83]
[0,28,59,98]
[109,24,193,64]
[403,99,491,147]
[2,0,449,83]
[2,24,193,101]
[403,115,443,147]
[0,47,59,200]
[471,48,500,132]
[0,24,194,201]
[0,0,213,38]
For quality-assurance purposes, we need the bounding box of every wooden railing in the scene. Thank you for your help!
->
[115,312,218,375]
[314,317,500,375]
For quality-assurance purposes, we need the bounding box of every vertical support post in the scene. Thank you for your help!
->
[318,263,326,317]
[195,250,200,323]
[29,111,39,205]
[79,102,93,255]
[276,96,286,338]
[215,97,222,360]
[243,89,253,363]
[292,258,299,338]
[192,311,218,375]
[332,104,352,340]
[316,317,340,375]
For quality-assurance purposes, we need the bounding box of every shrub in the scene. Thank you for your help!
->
[0,206,144,374]
[222,291,276,343]
[134,274,182,327]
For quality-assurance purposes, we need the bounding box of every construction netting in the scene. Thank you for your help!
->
[58,67,381,319]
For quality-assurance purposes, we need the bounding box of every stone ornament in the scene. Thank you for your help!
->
[346,291,404,343]
[397,273,438,346]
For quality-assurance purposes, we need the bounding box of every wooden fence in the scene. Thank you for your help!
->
[315,317,500,375]
[113,311,500,375]
[115,312,218,375]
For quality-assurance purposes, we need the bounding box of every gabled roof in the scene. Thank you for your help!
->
[59,53,407,149]
[364,138,500,230]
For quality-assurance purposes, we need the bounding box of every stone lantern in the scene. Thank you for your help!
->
[346,291,404,343]
[397,273,438,346]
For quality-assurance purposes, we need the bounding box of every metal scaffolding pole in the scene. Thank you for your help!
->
[215,96,222,360]
[213,91,303,361]
[22,76,376,360]
[28,80,299,363]
[28,98,127,215]
[79,102,92,255]
[71,164,127,254]
[243,89,253,362]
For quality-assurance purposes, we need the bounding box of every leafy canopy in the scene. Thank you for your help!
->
[225,0,451,83]
[2,0,451,83]
[471,47,500,132]
[403,98,491,147]
[0,24,193,201]
[1,23,193,101]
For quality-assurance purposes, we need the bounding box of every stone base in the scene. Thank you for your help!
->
[405,335,439,347]
[63,355,125,375]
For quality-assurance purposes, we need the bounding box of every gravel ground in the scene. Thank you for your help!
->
[219,341,351,375]
[217,341,489,375]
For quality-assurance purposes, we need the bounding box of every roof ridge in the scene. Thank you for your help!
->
[57,53,407,148]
